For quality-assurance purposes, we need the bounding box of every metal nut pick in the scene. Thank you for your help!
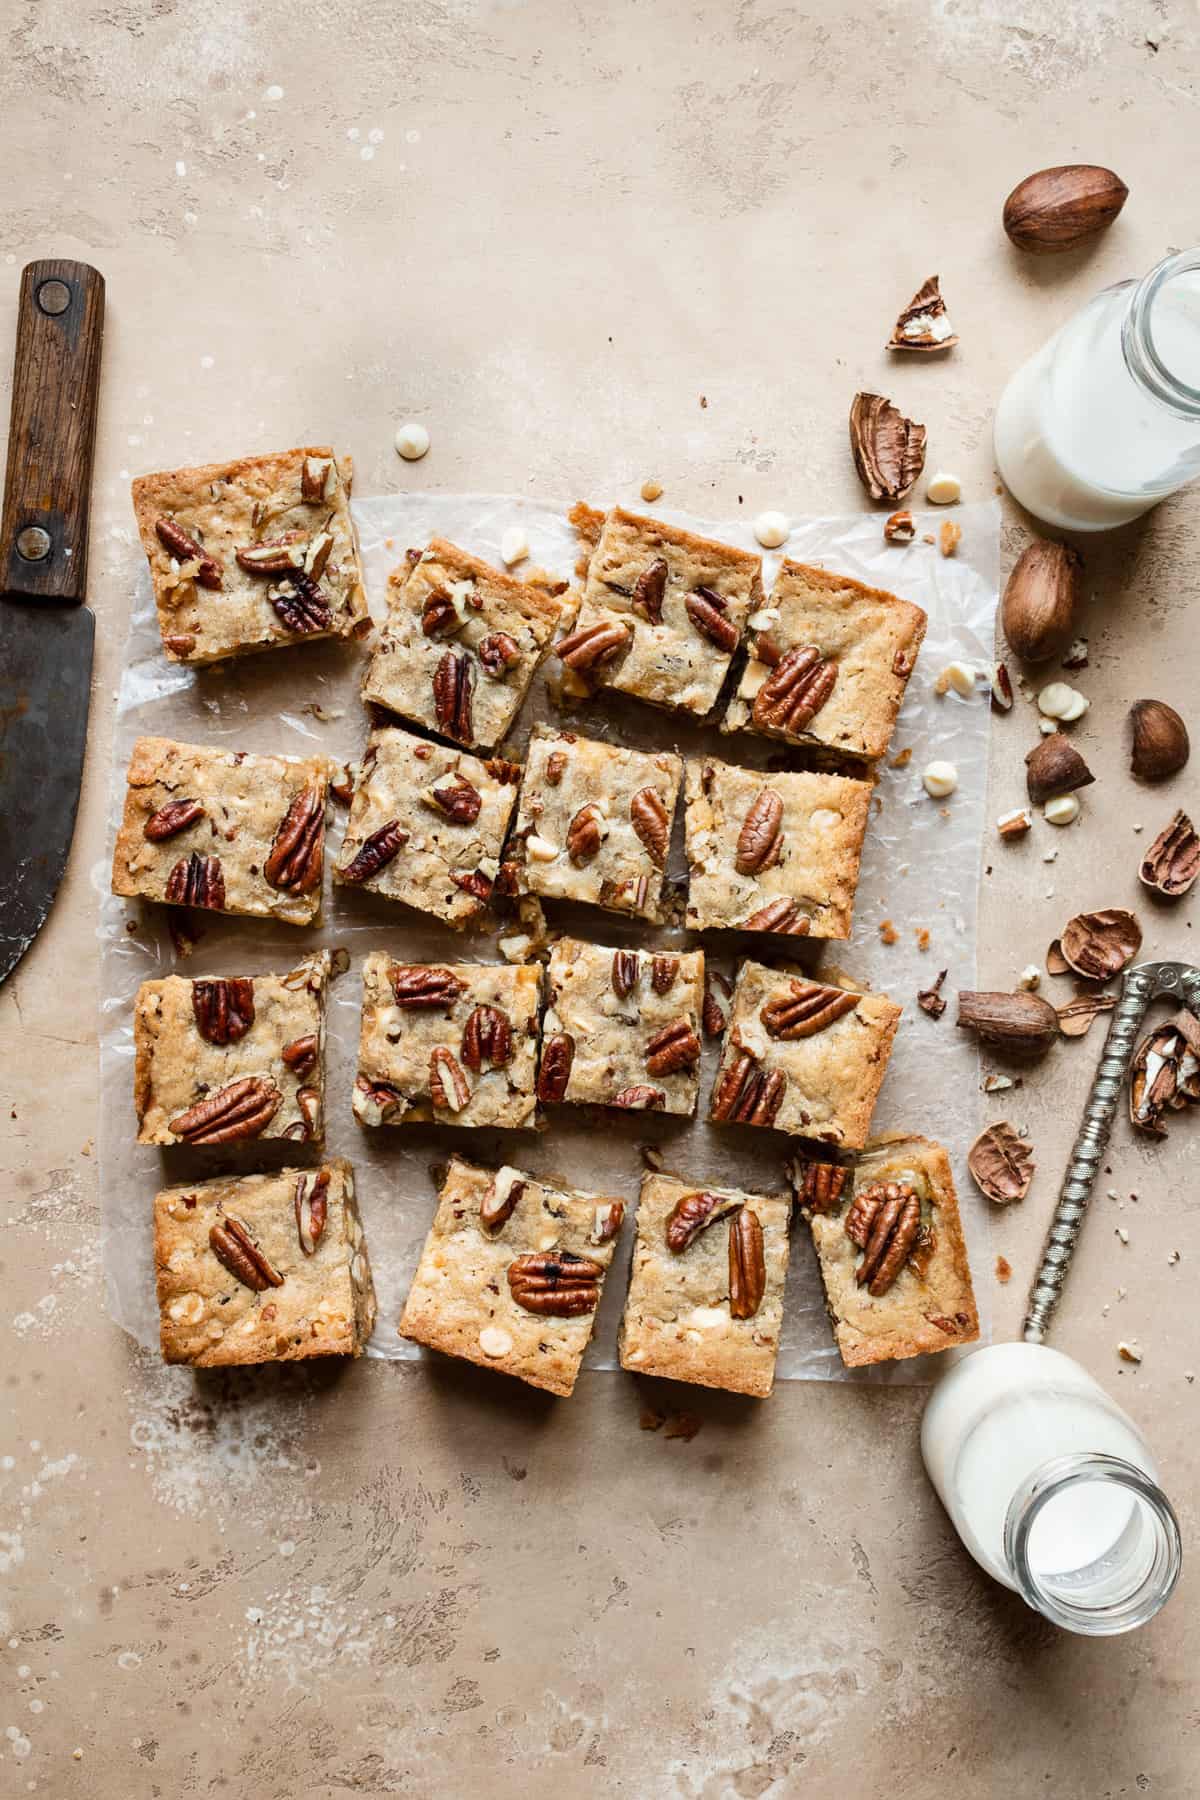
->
[1023,960,1200,1344]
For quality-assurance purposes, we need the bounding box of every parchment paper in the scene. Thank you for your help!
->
[98,494,999,1382]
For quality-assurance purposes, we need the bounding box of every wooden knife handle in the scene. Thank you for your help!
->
[1,260,105,604]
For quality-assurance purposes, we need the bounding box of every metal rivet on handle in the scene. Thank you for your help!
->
[15,526,51,562]
[36,279,71,316]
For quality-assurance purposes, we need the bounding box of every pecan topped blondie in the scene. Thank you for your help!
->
[803,1133,979,1368]
[618,1173,791,1397]
[361,539,566,750]
[354,954,541,1130]
[398,1156,626,1396]
[134,951,330,1147]
[333,726,521,927]
[684,755,873,940]
[132,447,367,664]
[111,736,331,926]
[541,937,706,1116]
[506,725,682,923]
[559,505,763,717]
[722,560,926,761]
[155,1159,376,1367]
[708,959,901,1148]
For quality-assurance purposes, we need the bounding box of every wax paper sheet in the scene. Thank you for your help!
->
[98,493,999,1383]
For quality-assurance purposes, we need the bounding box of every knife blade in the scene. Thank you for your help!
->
[0,259,105,986]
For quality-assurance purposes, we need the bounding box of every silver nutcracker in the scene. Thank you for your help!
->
[1024,959,1200,1344]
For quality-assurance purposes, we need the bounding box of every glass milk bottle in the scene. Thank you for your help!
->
[921,1343,1181,1634]
[994,248,1200,529]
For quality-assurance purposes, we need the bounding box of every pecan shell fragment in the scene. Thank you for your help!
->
[165,852,225,910]
[507,1251,603,1316]
[752,646,837,735]
[191,977,255,1045]
[728,1207,766,1320]
[735,787,784,876]
[339,820,409,884]
[1139,811,1200,899]
[761,979,859,1040]
[849,392,927,503]
[1059,908,1142,981]
[169,1075,282,1145]
[209,1211,284,1291]
[144,797,205,842]
[1129,1010,1200,1137]
[967,1122,1035,1204]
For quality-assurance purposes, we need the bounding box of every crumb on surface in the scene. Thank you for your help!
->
[890,746,912,769]
[879,919,898,945]
[915,926,930,951]
[995,1255,1012,1284]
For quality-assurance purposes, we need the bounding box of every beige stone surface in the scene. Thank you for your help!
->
[2,2,1198,1793]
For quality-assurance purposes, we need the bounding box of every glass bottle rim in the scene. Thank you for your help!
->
[1004,1451,1182,1636]
[1122,247,1200,420]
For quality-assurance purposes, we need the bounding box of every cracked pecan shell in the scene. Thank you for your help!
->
[461,1004,514,1071]
[507,1251,603,1317]
[735,787,784,876]
[752,645,837,735]
[728,1206,766,1319]
[1139,811,1200,899]
[191,977,255,1045]
[761,979,859,1040]
[849,391,926,502]
[210,1212,285,1291]
[144,797,205,842]
[165,852,225,910]
[339,819,409,884]
[264,786,325,894]
[169,1075,282,1145]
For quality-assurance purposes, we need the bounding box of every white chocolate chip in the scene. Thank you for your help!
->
[640,478,663,502]
[1038,681,1089,723]
[168,1293,205,1324]
[747,607,779,632]
[1018,965,1042,991]
[926,471,961,505]
[1044,794,1080,826]
[753,510,790,549]
[810,807,841,829]
[685,1305,730,1331]
[479,1326,513,1359]
[922,760,958,798]
[525,833,560,861]
[937,661,978,698]
[394,420,430,460]
[498,933,533,963]
[500,526,528,567]
[1039,717,1057,735]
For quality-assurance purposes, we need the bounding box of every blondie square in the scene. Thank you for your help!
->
[684,755,873,940]
[131,447,367,664]
[557,505,763,717]
[708,960,901,1148]
[333,726,521,928]
[111,735,331,926]
[361,539,566,750]
[354,954,541,1130]
[398,1156,626,1396]
[722,560,927,761]
[507,725,682,923]
[618,1173,791,1398]
[155,1160,376,1367]
[541,937,705,1116]
[805,1133,980,1368]
[134,950,329,1147]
